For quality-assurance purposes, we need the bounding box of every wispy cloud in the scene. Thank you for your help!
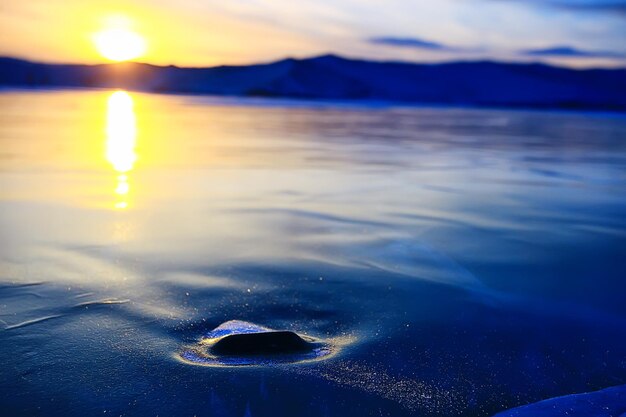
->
[489,0,626,15]
[522,45,626,58]
[371,36,626,60]
[553,0,626,14]
[368,37,459,52]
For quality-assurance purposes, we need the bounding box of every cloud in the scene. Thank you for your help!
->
[521,45,626,58]
[368,37,456,51]
[489,0,626,15]
[552,0,626,14]
[370,36,626,61]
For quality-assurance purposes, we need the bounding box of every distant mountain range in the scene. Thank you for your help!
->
[1,54,625,111]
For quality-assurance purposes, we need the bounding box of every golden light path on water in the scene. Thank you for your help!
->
[105,91,137,210]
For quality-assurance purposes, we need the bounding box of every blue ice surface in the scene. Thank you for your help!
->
[0,90,625,417]
[493,384,626,417]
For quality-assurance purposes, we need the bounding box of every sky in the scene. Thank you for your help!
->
[0,0,625,68]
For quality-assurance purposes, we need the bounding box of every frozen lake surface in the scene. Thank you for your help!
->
[1,90,625,416]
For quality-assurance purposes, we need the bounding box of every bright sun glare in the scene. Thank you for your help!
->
[93,26,147,62]
[106,90,137,209]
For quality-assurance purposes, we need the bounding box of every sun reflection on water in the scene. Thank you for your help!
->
[106,91,137,210]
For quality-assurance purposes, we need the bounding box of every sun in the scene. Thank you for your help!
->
[93,27,147,62]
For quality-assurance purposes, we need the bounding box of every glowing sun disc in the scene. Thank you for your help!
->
[94,28,147,61]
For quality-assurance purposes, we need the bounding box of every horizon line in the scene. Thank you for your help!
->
[3,53,626,72]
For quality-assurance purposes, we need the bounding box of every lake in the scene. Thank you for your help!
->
[1,89,625,416]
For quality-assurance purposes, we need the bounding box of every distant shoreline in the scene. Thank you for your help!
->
[2,54,625,112]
